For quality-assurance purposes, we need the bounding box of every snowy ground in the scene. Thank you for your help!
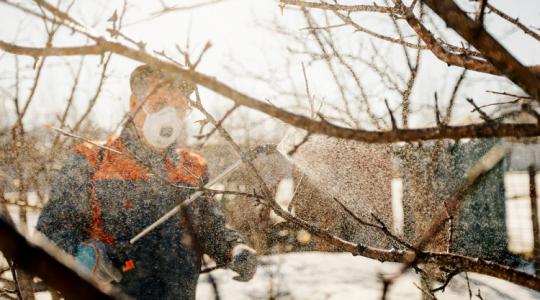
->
[197,252,540,300]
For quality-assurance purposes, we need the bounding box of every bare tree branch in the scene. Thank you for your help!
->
[0,41,105,56]
[280,0,395,14]
[486,2,540,42]
[2,39,540,144]
[0,217,123,299]
[421,0,540,100]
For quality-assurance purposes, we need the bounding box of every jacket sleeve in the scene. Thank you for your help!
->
[186,189,247,265]
[36,152,93,256]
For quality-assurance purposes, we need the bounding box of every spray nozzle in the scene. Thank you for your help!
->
[241,144,278,163]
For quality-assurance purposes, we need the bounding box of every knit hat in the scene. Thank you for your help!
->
[129,64,195,98]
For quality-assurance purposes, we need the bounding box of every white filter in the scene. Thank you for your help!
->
[142,106,182,149]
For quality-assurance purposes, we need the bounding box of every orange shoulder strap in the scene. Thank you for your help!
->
[74,144,115,245]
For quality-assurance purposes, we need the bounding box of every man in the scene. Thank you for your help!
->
[37,65,257,299]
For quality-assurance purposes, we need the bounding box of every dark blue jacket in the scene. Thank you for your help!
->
[37,126,245,299]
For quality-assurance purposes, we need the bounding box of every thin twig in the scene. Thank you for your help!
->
[385,99,398,130]
[287,132,311,156]
[465,272,473,300]
[486,2,540,42]
[475,0,487,26]
[333,197,416,251]
[434,93,441,126]
[431,268,459,292]
[486,90,532,99]
[466,98,493,123]
[47,125,122,154]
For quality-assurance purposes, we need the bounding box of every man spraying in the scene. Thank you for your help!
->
[37,64,257,299]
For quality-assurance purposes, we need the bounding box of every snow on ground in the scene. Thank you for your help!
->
[197,252,540,300]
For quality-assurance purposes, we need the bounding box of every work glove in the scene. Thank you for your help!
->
[75,240,122,283]
[229,244,257,282]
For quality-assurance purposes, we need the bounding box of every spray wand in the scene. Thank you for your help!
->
[129,143,277,244]
[106,144,277,280]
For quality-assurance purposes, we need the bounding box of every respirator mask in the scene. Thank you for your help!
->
[132,74,193,149]
[140,105,182,149]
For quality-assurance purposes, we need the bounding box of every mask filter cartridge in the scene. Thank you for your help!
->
[142,106,182,149]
